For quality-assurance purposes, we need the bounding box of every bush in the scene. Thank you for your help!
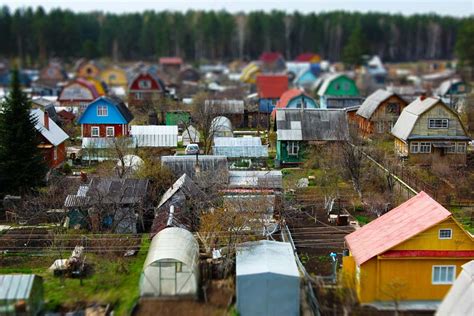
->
[63,163,72,175]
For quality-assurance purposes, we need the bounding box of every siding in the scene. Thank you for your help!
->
[411,104,466,138]
[82,124,126,137]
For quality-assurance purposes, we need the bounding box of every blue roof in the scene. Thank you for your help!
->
[78,96,133,124]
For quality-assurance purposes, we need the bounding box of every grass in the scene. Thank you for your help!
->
[0,236,150,316]
[354,215,370,225]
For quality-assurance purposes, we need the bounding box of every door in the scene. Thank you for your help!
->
[159,261,176,295]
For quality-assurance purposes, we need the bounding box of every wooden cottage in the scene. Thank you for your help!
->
[391,97,470,165]
[31,109,69,168]
[128,71,166,107]
[74,59,102,79]
[342,192,474,309]
[275,108,348,166]
[356,89,408,136]
[58,78,101,112]
[100,66,128,89]
[271,89,319,118]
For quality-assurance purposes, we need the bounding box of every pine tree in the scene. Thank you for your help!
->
[0,68,47,196]
[342,23,367,68]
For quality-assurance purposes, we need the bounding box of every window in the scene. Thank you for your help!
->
[53,147,58,161]
[97,105,108,116]
[287,141,300,156]
[135,92,142,100]
[445,143,456,154]
[420,142,431,153]
[439,229,452,239]
[106,127,115,137]
[386,103,400,115]
[376,121,385,133]
[91,126,100,137]
[410,142,419,153]
[432,266,456,284]
[334,83,341,91]
[456,142,466,153]
[342,82,350,91]
[429,119,449,129]
[138,79,152,89]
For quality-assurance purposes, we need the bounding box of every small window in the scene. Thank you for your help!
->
[342,82,350,91]
[456,143,466,153]
[334,83,341,91]
[97,105,108,117]
[432,265,456,284]
[376,121,385,133]
[420,142,431,153]
[445,143,456,154]
[106,127,115,137]
[53,147,58,161]
[135,92,142,100]
[410,142,419,153]
[386,103,400,115]
[138,80,152,89]
[91,126,100,137]
[428,119,449,129]
[439,229,452,239]
[287,141,300,156]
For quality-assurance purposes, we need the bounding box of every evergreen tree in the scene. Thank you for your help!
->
[342,23,367,68]
[455,19,474,67]
[0,68,47,196]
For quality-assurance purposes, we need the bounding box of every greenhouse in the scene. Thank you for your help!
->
[140,227,200,297]
[213,137,268,158]
[0,274,44,316]
[236,240,300,316]
[211,116,233,137]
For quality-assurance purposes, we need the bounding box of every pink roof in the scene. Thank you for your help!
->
[159,57,183,65]
[345,191,452,266]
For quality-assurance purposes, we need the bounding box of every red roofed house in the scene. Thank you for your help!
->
[259,52,286,72]
[342,191,474,310]
[256,74,289,114]
[271,88,319,118]
[294,53,321,63]
[128,71,166,107]
[31,108,69,168]
[159,57,183,78]
[58,78,100,112]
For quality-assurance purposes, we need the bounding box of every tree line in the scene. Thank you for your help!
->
[0,6,471,66]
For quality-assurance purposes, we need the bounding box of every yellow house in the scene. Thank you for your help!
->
[342,191,474,310]
[75,59,102,79]
[100,66,128,88]
[240,62,261,84]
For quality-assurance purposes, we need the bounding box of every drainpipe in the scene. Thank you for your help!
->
[330,252,338,283]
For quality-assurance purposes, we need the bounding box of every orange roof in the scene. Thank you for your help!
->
[345,191,452,266]
[271,88,312,118]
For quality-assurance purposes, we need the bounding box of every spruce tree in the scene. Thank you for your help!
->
[342,23,367,69]
[0,68,47,196]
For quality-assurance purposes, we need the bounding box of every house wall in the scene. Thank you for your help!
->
[259,98,277,113]
[59,83,94,103]
[40,142,67,168]
[276,140,306,165]
[411,103,467,138]
[286,95,318,109]
[406,140,467,165]
[358,95,408,135]
[82,124,127,137]
[77,63,101,78]
[100,68,128,87]
[165,112,191,126]
[325,76,359,97]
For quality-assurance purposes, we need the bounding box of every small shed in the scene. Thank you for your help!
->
[211,116,233,137]
[140,227,199,297]
[131,125,178,148]
[236,241,300,316]
[182,125,200,146]
[213,137,268,158]
[0,274,44,315]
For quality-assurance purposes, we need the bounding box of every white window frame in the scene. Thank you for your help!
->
[91,126,100,137]
[106,126,115,137]
[376,121,385,133]
[97,105,108,117]
[428,118,449,129]
[420,142,431,153]
[287,141,300,156]
[135,92,142,100]
[410,142,419,153]
[439,229,452,239]
[456,142,466,154]
[445,142,456,154]
[432,265,456,285]
[138,79,152,89]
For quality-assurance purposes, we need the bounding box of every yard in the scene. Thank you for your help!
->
[0,233,150,315]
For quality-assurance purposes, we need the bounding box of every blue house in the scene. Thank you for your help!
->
[256,75,289,113]
[294,64,321,88]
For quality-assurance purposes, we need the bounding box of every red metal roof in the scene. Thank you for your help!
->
[295,53,319,62]
[256,75,288,99]
[159,57,183,65]
[345,191,452,266]
[381,250,474,258]
[259,52,284,63]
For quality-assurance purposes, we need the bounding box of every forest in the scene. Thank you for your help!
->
[0,6,471,65]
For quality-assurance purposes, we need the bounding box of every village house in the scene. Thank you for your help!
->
[342,191,474,311]
[391,96,470,165]
[256,74,288,114]
[313,73,359,108]
[74,59,103,79]
[58,78,101,112]
[32,61,68,96]
[100,66,128,89]
[435,78,469,109]
[259,51,286,73]
[159,57,183,78]
[128,70,166,107]
[356,89,408,136]
[178,66,201,83]
[271,88,319,118]
[31,108,69,168]
[293,64,321,89]
[275,108,348,166]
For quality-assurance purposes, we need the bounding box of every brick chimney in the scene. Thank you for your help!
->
[44,111,49,130]
[420,92,427,101]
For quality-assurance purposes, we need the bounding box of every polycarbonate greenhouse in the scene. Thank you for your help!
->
[213,137,268,158]
[0,274,44,315]
[236,240,300,316]
[140,227,200,297]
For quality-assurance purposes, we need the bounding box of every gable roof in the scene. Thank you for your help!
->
[276,89,313,110]
[356,89,398,119]
[391,97,468,141]
[317,73,353,96]
[259,52,284,63]
[128,70,166,91]
[78,96,134,124]
[436,78,463,96]
[345,191,452,266]
[31,108,69,146]
[276,108,349,141]
[256,75,289,99]
[157,174,204,209]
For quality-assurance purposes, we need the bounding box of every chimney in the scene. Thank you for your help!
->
[44,111,49,130]
[420,93,427,101]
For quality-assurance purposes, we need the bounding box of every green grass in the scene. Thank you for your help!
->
[0,237,150,316]
[355,215,370,225]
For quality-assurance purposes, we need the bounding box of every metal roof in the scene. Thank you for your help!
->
[345,191,452,266]
[31,108,69,146]
[356,89,395,119]
[144,227,199,269]
[228,170,283,189]
[131,125,178,147]
[157,174,203,209]
[0,274,39,301]
[204,100,244,114]
[213,137,268,158]
[161,155,228,179]
[436,78,463,97]
[276,108,349,141]
[236,240,299,277]
[317,73,344,96]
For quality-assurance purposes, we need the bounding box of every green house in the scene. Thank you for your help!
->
[165,111,191,127]
[275,108,349,166]
[314,74,359,108]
